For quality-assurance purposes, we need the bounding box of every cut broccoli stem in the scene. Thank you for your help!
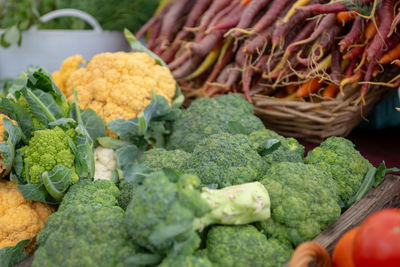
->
[193,182,271,231]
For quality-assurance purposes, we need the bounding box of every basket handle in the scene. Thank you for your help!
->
[289,241,332,267]
[30,9,102,32]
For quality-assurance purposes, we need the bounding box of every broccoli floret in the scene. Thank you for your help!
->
[167,94,265,152]
[125,170,270,258]
[184,133,266,188]
[118,179,137,210]
[249,129,304,166]
[19,126,78,184]
[205,225,293,267]
[258,162,341,246]
[305,137,373,207]
[33,180,137,267]
[137,148,190,172]
[158,255,213,267]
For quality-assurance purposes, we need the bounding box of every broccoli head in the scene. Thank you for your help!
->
[137,148,190,172]
[305,137,373,207]
[167,94,265,152]
[19,126,78,184]
[33,180,137,267]
[125,169,271,258]
[249,129,304,166]
[184,133,266,188]
[258,162,341,246]
[205,225,293,267]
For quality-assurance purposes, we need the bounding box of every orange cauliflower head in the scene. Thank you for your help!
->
[0,180,54,249]
[52,52,177,124]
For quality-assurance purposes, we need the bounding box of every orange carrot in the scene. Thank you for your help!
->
[322,84,340,99]
[394,59,400,66]
[296,78,324,98]
[364,19,378,41]
[337,10,359,25]
[241,0,252,6]
[379,43,400,64]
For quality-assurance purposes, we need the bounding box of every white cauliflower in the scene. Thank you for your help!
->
[94,146,117,181]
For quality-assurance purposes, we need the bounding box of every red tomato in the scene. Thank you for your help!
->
[353,208,400,267]
[332,227,359,267]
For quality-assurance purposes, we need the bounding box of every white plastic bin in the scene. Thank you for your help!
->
[0,9,131,79]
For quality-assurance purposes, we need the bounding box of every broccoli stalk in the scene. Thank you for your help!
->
[125,170,271,262]
[193,182,271,231]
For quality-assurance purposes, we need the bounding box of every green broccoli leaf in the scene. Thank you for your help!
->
[125,253,163,267]
[48,118,77,129]
[97,137,132,150]
[257,139,281,157]
[116,145,139,171]
[74,125,95,179]
[0,239,30,267]
[0,118,22,178]
[80,108,107,142]
[374,161,400,187]
[42,165,72,200]
[17,183,48,202]
[2,117,22,145]
[0,98,33,140]
[122,164,153,184]
[347,166,377,207]
[21,88,57,125]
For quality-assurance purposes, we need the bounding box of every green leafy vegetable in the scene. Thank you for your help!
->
[0,239,30,267]
[42,165,72,200]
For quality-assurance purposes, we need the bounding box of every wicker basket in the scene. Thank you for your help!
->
[252,84,392,143]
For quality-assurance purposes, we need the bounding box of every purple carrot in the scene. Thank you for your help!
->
[252,0,292,33]
[286,18,318,54]
[366,0,395,61]
[177,0,212,40]
[216,63,233,83]
[297,0,374,14]
[235,43,247,66]
[226,66,242,88]
[204,41,236,85]
[206,0,239,33]
[136,2,173,40]
[136,17,158,40]
[345,57,359,76]
[271,0,324,46]
[198,0,232,30]
[339,16,363,52]
[343,45,365,60]
[172,55,203,79]
[232,0,272,37]
[244,26,274,54]
[361,60,377,96]
[331,41,342,85]
[314,24,341,58]
[209,7,245,31]
[288,13,336,50]
[242,58,254,102]
[168,50,191,70]
[161,42,181,64]
[190,30,225,57]
[148,19,163,50]
[159,0,192,46]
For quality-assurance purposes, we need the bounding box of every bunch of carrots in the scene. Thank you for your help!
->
[137,0,400,102]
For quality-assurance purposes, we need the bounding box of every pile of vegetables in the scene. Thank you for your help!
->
[137,0,400,102]
[0,33,398,266]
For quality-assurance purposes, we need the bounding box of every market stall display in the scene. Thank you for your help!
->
[0,0,399,266]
